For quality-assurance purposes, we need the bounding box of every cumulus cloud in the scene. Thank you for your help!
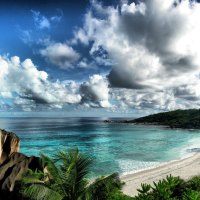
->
[5,0,200,113]
[80,74,110,108]
[73,0,200,110]
[173,80,200,101]
[0,55,81,111]
[40,42,80,69]
[111,88,177,110]
[74,0,200,89]
[78,58,93,69]
[111,87,200,111]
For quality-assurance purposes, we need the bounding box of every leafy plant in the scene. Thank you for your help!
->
[18,148,127,200]
[86,173,123,200]
[133,175,185,200]
[182,189,200,200]
[137,183,151,194]
[186,176,200,192]
[20,148,92,200]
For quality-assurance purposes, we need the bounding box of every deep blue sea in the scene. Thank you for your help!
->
[1,117,200,177]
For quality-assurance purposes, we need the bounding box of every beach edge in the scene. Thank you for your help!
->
[121,153,200,197]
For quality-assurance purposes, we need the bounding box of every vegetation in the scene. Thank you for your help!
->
[129,109,200,129]
[133,175,200,200]
[87,173,132,200]
[16,148,132,200]
[7,148,200,200]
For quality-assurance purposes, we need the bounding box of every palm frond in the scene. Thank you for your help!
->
[40,154,68,197]
[40,154,61,181]
[19,149,94,200]
[20,170,45,185]
[23,183,63,200]
[53,149,92,200]
[76,155,93,183]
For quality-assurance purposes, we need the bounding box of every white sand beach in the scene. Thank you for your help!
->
[121,153,200,197]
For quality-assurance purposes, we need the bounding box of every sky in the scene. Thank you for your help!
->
[1,0,200,117]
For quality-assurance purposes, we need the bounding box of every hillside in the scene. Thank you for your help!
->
[129,109,200,129]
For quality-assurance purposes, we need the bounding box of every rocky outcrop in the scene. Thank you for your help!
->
[0,129,20,164]
[0,129,42,194]
[0,152,41,192]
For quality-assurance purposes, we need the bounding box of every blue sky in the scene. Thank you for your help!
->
[1,0,200,117]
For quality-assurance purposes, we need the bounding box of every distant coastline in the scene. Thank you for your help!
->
[105,109,200,129]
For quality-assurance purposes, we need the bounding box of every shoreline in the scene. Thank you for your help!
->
[120,153,200,197]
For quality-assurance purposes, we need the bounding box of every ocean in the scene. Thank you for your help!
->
[0,117,200,177]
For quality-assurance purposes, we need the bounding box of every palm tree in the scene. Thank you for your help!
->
[20,148,92,200]
[19,148,122,200]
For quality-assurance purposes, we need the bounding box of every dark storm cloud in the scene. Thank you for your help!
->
[108,69,149,89]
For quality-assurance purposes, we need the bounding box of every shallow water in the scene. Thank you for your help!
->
[0,117,200,177]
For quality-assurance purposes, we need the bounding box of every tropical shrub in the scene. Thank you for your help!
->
[133,175,186,200]
[86,173,133,200]
[186,176,200,192]
[182,189,200,200]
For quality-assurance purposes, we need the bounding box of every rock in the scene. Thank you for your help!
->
[0,152,41,192]
[0,129,20,164]
[104,120,112,123]
[0,129,42,193]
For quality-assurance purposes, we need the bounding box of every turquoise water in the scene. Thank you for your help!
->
[0,117,200,177]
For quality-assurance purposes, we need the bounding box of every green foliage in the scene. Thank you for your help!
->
[16,149,200,200]
[86,173,123,200]
[19,148,93,200]
[18,148,127,200]
[132,109,200,129]
[85,172,134,200]
[23,184,63,200]
[133,175,186,200]
[133,174,200,200]
[109,192,134,200]
[186,176,200,191]
[137,183,151,194]
[182,189,200,200]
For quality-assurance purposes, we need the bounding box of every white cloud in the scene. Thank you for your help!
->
[0,55,81,111]
[17,29,33,44]
[40,42,80,69]
[174,80,200,101]
[111,87,200,111]
[111,88,177,111]
[73,0,200,110]
[80,74,110,108]
[18,10,62,45]
[31,10,50,29]
[74,0,200,89]
[31,10,63,30]
[0,55,111,111]
[78,58,92,69]
[5,0,200,113]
